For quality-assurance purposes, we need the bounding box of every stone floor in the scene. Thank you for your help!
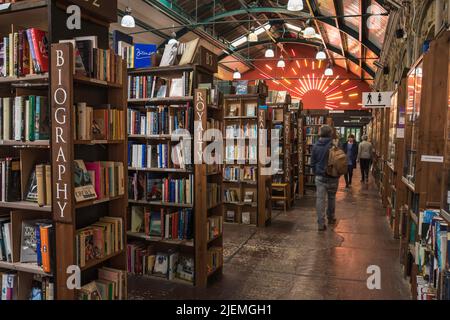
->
[128,171,411,300]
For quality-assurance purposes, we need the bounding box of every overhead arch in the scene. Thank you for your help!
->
[219,38,376,77]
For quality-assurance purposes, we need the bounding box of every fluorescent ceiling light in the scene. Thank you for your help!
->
[287,0,304,11]
[285,23,302,33]
[231,36,248,48]
[254,23,271,36]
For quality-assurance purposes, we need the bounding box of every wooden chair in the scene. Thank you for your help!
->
[272,183,289,214]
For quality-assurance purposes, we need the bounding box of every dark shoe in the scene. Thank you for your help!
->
[328,218,337,225]
[318,225,327,232]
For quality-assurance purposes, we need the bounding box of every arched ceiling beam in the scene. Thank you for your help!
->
[218,38,375,78]
[202,7,382,56]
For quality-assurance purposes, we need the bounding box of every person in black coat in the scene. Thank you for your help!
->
[342,134,358,188]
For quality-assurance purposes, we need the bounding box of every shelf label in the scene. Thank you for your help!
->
[51,44,74,223]
[421,155,444,163]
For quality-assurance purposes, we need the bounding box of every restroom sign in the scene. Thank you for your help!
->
[362,91,393,108]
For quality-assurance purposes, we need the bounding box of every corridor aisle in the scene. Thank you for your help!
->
[128,170,411,300]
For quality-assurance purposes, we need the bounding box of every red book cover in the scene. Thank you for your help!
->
[30,28,48,73]
[85,162,102,199]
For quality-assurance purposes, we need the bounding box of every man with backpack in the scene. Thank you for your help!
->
[311,125,348,231]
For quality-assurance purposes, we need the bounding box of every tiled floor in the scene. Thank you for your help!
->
[128,172,411,300]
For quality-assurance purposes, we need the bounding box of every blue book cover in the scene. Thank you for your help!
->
[134,44,157,69]
[35,225,42,266]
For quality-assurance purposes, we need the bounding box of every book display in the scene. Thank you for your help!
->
[3,0,128,300]
[126,46,224,287]
[267,92,296,208]
[223,85,272,227]
[370,31,450,300]
[302,111,329,188]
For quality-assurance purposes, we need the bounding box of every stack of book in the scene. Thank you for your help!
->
[75,216,124,268]
[207,183,221,209]
[0,28,49,77]
[25,164,52,207]
[28,276,54,300]
[207,216,223,242]
[224,188,240,203]
[207,246,223,275]
[128,143,169,169]
[128,173,194,205]
[127,242,194,283]
[0,271,17,300]
[84,161,125,201]
[78,267,127,300]
[225,123,257,139]
[127,107,192,136]
[0,157,21,202]
[130,207,194,241]
[128,74,191,99]
[0,96,50,142]
[223,166,241,182]
[75,103,125,141]
[225,145,257,162]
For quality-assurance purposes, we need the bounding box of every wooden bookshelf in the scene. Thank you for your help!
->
[223,90,272,227]
[126,50,224,288]
[302,110,329,189]
[268,93,296,208]
[290,103,304,198]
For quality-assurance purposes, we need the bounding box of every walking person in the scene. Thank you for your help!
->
[358,135,373,183]
[342,134,358,188]
[311,125,340,231]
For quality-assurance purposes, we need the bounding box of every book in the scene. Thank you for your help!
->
[242,212,251,224]
[130,206,144,233]
[159,42,178,67]
[226,210,235,223]
[133,43,157,69]
[74,160,97,202]
[178,38,199,65]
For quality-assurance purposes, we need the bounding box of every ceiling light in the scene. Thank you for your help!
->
[285,23,302,33]
[316,48,326,60]
[121,7,135,28]
[231,36,248,48]
[233,68,241,80]
[265,46,275,58]
[324,65,334,76]
[277,56,285,68]
[248,28,258,42]
[255,23,271,36]
[168,31,178,45]
[303,26,316,38]
[287,0,304,11]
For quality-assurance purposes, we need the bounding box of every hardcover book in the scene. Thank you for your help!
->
[74,160,97,202]
[134,43,157,69]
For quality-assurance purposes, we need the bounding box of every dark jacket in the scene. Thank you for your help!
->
[342,142,358,169]
[311,138,333,177]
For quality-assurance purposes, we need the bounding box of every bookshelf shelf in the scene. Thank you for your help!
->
[128,167,192,173]
[128,97,194,105]
[0,201,51,212]
[127,231,194,247]
[80,250,125,272]
[74,140,125,145]
[0,0,47,15]
[135,274,194,286]
[128,199,194,208]
[73,74,122,88]
[0,73,49,84]
[128,134,192,140]
[75,195,125,210]
[0,261,52,276]
[128,64,196,75]
[0,140,50,148]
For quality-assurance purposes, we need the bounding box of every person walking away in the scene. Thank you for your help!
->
[342,134,358,188]
[311,125,339,231]
[358,135,373,183]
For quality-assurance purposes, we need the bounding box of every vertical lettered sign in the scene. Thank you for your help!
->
[51,43,74,223]
[284,113,291,182]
